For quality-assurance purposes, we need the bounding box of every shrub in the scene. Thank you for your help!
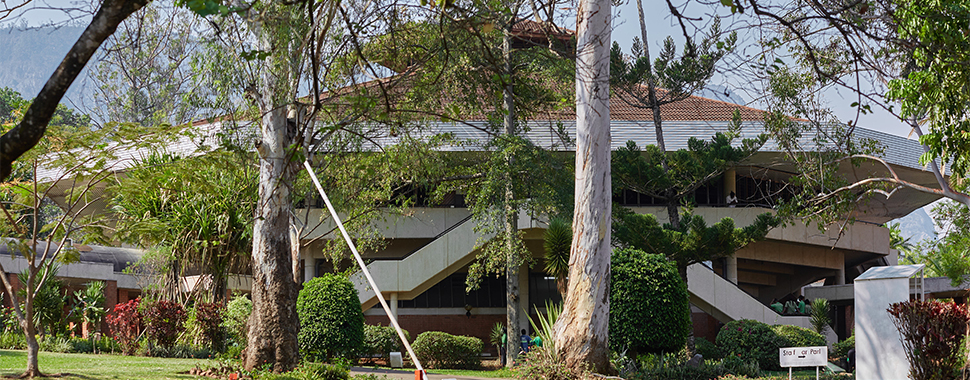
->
[252,362,349,380]
[194,302,225,352]
[143,300,187,349]
[888,300,970,380]
[715,319,786,371]
[297,274,365,361]
[610,248,690,355]
[107,298,143,355]
[695,337,721,360]
[810,298,832,334]
[222,294,252,346]
[831,334,854,359]
[146,343,214,359]
[0,331,26,349]
[362,324,409,361]
[412,331,483,369]
[772,325,826,348]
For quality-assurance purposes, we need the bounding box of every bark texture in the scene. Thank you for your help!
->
[502,27,521,368]
[0,0,149,181]
[554,0,612,373]
[244,50,301,371]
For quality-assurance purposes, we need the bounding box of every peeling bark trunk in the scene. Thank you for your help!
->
[244,34,301,371]
[554,0,612,373]
[501,27,522,368]
[0,0,149,181]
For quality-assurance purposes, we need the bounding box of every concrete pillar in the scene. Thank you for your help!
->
[518,264,530,332]
[389,292,399,320]
[304,257,316,283]
[726,255,738,284]
[723,168,737,202]
[836,267,846,285]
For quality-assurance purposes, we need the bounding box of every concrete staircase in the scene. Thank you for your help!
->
[687,263,813,329]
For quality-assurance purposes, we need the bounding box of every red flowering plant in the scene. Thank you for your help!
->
[194,302,225,352]
[106,298,143,355]
[143,300,187,349]
[888,300,970,380]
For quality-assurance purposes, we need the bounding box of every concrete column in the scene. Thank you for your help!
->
[836,266,846,285]
[726,255,738,284]
[389,292,399,320]
[723,168,737,202]
[303,257,316,283]
[518,264,530,332]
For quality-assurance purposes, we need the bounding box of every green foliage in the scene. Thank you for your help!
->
[694,337,721,360]
[611,18,736,105]
[884,0,970,184]
[889,300,970,380]
[903,201,970,287]
[771,325,825,348]
[73,281,107,334]
[362,324,409,361]
[252,362,350,380]
[613,207,779,275]
[519,301,565,379]
[543,218,571,294]
[412,331,483,369]
[111,151,256,302]
[716,320,787,371]
[297,275,365,362]
[627,351,760,380]
[489,322,504,348]
[17,264,66,336]
[810,298,832,334]
[221,294,252,347]
[831,334,854,359]
[610,248,690,354]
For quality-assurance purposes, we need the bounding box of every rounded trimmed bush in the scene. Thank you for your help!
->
[832,334,854,358]
[297,274,365,362]
[772,324,825,348]
[609,248,691,354]
[716,319,786,370]
[412,331,483,369]
[362,324,410,361]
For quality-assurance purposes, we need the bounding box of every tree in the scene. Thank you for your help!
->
[73,280,107,342]
[553,0,612,372]
[110,150,257,303]
[901,201,970,287]
[0,0,150,181]
[0,126,106,377]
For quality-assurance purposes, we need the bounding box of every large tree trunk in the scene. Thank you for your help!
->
[0,0,149,181]
[24,323,40,378]
[244,44,301,371]
[554,0,612,373]
[501,27,522,368]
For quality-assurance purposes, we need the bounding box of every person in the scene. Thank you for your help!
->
[519,329,531,354]
[726,191,738,207]
[500,331,507,366]
[796,295,807,314]
[770,298,784,314]
[531,334,543,349]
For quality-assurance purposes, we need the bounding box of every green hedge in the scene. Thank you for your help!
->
[297,274,365,362]
[362,324,409,361]
[412,331,482,369]
[772,325,826,348]
[716,320,787,371]
[832,334,854,358]
[610,248,691,354]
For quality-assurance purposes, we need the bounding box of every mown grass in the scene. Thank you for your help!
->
[0,349,211,379]
[425,367,516,378]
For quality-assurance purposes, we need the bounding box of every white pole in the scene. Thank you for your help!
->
[788,367,792,380]
[303,161,426,379]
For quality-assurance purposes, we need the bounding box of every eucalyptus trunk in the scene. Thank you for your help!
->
[501,25,522,368]
[554,0,612,373]
[243,32,301,372]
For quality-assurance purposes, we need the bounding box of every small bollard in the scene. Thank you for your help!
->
[389,352,404,368]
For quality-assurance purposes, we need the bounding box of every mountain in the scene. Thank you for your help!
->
[892,206,937,245]
[0,25,90,105]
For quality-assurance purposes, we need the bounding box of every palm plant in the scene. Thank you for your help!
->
[810,298,832,335]
[74,281,106,338]
[543,218,571,295]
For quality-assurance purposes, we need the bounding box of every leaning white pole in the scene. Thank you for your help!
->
[303,161,426,379]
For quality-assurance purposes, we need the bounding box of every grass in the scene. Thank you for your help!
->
[0,349,211,379]
[425,367,516,378]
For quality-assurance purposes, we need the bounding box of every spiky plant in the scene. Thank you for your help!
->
[543,218,571,295]
[810,298,832,335]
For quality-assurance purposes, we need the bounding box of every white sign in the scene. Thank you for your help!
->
[779,346,828,367]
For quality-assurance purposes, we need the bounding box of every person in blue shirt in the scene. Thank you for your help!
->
[519,329,531,353]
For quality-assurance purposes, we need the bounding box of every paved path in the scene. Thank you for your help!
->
[349,367,505,380]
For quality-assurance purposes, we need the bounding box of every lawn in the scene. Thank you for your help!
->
[0,349,211,379]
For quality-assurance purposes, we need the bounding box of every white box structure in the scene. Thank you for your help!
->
[854,264,924,380]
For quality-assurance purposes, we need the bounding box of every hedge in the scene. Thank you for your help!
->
[297,274,365,361]
[716,319,787,371]
[412,331,482,369]
[610,248,691,354]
